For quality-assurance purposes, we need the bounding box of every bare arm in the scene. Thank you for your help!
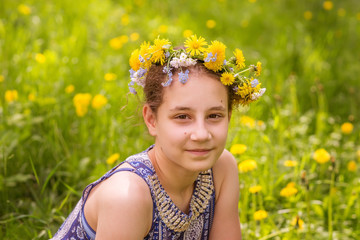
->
[210,150,242,240]
[85,172,153,239]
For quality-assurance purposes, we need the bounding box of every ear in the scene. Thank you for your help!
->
[143,104,157,136]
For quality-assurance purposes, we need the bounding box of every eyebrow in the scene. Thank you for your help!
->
[169,106,226,112]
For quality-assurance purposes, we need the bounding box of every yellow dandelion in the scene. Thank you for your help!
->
[254,210,268,221]
[249,185,262,194]
[0,75,4,82]
[183,29,193,38]
[255,61,262,76]
[230,144,247,155]
[357,150,360,160]
[104,73,117,81]
[204,41,226,72]
[249,0,256,3]
[233,48,245,69]
[347,160,357,172]
[341,122,353,135]
[240,115,256,129]
[65,84,75,94]
[28,93,36,101]
[5,90,18,103]
[236,80,253,105]
[130,32,140,41]
[158,25,168,33]
[73,93,92,117]
[121,14,129,26]
[91,94,108,110]
[184,35,208,56]
[18,4,31,15]
[304,11,313,20]
[238,159,257,173]
[280,183,298,198]
[323,1,333,11]
[139,41,152,69]
[220,72,235,86]
[109,35,128,50]
[206,19,216,29]
[284,160,298,167]
[129,48,141,71]
[35,53,46,64]
[150,38,171,65]
[106,153,120,165]
[313,148,331,164]
[291,216,304,230]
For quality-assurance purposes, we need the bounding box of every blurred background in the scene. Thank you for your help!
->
[0,0,359,239]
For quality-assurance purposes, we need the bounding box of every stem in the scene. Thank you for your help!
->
[328,162,335,240]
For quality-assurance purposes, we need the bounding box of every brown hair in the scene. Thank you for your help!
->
[144,63,241,114]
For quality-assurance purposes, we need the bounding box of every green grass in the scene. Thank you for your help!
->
[1,0,360,239]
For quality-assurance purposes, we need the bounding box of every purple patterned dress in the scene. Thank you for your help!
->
[51,145,215,240]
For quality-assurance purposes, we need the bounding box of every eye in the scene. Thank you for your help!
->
[175,114,190,120]
[208,113,224,119]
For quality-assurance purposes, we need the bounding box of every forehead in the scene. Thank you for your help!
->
[161,72,228,110]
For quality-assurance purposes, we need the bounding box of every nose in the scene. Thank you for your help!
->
[190,120,211,141]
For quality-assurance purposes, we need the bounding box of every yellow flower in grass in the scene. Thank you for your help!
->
[28,93,36,101]
[121,14,129,26]
[347,161,357,172]
[230,144,247,155]
[5,90,18,103]
[284,160,297,167]
[304,11,313,20]
[357,150,360,160]
[35,53,46,63]
[150,38,171,65]
[249,185,262,194]
[130,32,140,42]
[92,94,108,110]
[341,122,353,135]
[238,159,257,173]
[129,49,141,71]
[104,73,117,81]
[255,61,262,76]
[206,19,216,29]
[280,182,298,197]
[254,210,268,221]
[18,4,31,15]
[220,72,235,86]
[337,8,346,17]
[65,84,75,94]
[107,153,120,165]
[240,115,256,129]
[109,35,128,50]
[204,41,226,72]
[158,25,168,33]
[0,75,4,82]
[323,1,333,11]
[291,216,304,229]
[184,35,207,56]
[233,48,245,69]
[183,29,193,38]
[313,148,330,164]
[73,93,92,117]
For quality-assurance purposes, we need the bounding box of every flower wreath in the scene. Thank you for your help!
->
[128,35,266,106]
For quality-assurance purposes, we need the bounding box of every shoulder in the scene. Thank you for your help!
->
[212,149,238,200]
[86,169,153,238]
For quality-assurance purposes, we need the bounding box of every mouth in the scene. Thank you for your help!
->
[186,148,213,156]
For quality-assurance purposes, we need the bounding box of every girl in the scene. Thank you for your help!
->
[52,35,265,239]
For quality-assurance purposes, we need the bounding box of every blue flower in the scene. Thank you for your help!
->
[129,87,137,94]
[204,52,213,62]
[139,55,145,63]
[233,86,239,92]
[129,69,136,78]
[178,69,190,84]
[163,66,173,74]
[165,51,170,58]
[137,68,147,78]
[223,59,227,65]
[251,79,259,88]
[162,71,173,87]
[211,53,218,62]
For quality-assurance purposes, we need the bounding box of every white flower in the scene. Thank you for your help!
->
[251,88,266,100]
[170,53,197,68]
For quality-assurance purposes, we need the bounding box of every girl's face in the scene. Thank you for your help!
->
[145,72,230,173]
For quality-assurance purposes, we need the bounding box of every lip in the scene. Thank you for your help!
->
[186,148,213,156]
